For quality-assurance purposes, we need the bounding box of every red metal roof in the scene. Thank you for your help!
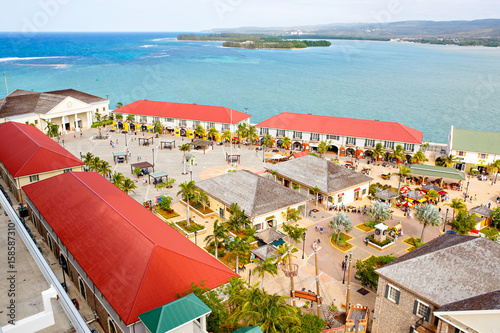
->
[0,122,84,178]
[22,172,236,325]
[257,112,423,144]
[115,100,250,124]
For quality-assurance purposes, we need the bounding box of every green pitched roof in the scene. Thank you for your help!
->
[452,128,500,155]
[139,294,211,333]
[409,164,465,181]
[233,327,264,333]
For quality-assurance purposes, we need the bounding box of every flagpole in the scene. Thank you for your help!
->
[3,73,8,95]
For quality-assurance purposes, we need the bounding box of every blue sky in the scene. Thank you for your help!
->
[2,0,499,32]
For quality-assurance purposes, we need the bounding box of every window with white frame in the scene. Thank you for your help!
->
[166,118,174,122]
[327,134,339,140]
[207,122,215,129]
[346,137,356,145]
[404,143,415,151]
[310,133,320,141]
[78,277,87,300]
[384,141,395,149]
[457,151,464,157]
[276,129,285,137]
[413,300,430,320]
[179,119,187,126]
[103,107,106,111]
[260,128,269,135]
[29,175,39,182]
[364,139,375,147]
[153,117,160,123]
[222,124,230,131]
[480,153,487,159]
[193,121,200,126]
[293,131,302,139]
[140,116,148,122]
[385,284,400,304]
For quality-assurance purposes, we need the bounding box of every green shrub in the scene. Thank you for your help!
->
[328,304,339,312]
[91,122,101,128]
[368,235,393,247]
[337,233,346,246]
[364,220,376,229]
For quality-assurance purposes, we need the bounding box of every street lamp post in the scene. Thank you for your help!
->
[465,179,470,199]
[443,208,449,232]
[62,140,64,147]
[152,148,155,167]
[302,232,306,259]
[194,230,198,245]
[249,268,252,285]
[125,131,127,146]
[190,170,193,182]
[342,254,348,284]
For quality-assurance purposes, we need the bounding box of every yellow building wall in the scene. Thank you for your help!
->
[17,166,84,188]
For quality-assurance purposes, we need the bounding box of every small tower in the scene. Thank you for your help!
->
[374,223,388,243]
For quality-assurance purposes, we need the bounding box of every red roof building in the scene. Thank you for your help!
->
[114,100,251,135]
[0,122,84,202]
[23,172,236,329]
[256,112,423,159]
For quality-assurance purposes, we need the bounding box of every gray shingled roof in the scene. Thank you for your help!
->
[401,190,423,201]
[438,290,500,312]
[266,155,372,195]
[195,170,308,218]
[469,205,492,218]
[251,244,278,260]
[376,234,500,306]
[375,189,399,200]
[421,184,444,192]
[254,228,286,244]
[0,89,106,118]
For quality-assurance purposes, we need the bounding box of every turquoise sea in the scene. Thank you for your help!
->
[1,32,500,143]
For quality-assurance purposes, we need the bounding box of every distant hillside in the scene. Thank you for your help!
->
[208,19,500,39]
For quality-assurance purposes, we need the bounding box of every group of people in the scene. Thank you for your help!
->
[328,205,366,214]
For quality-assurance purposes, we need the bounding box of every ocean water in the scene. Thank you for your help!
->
[1,32,500,143]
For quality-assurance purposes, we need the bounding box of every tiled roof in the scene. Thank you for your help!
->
[195,170,308,218]
[267,155,372,195]
[254,228,286,244]
[0,89,106,118]
[114,100,251,124]
[256,112,423,144]
[375,189,399,200]
[376,234,500,306]
[451,127,500,155]
[0,122,83,177]
[22,172,236,325]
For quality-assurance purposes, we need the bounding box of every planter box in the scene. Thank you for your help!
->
[173,220,207,239]
[367,239,395,251]
[179,199,216,218]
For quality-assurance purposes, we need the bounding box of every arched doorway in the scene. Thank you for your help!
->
[405,154,413,163]
[179,128,187,137]
[292,141,303,150]
[60,254,69,275]
[328,145,339,155]
[117,122,123,130]
[129,123,136,131]
[364,150,373,159]
[346,148,355,157]
[141,124,148,132]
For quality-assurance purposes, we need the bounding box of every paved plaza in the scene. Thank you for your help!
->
[4,126,499,327]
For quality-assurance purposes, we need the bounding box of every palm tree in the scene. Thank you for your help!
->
[443,154,459,168]
[263,134,274,148]
[397,166,412,194]
[412,150,428,164]
[45,121,59,138]
[269,169,278,182]
[115,113,123,121]
[116,102,123,109]
[253,256,278,290]
[179,143,191,175]
[389,144,405,165]
[111,172,125,188]
[229,285,299,333]
[317,140,333,157]
[222,129,232,145]
[208,127,218,140]
[204,219,229,259]
[425,189,439,204]
[329,212,353,243]
[177,181,196,226]
[194,124,206,138]
[366,201,392,224]
[121,178,137,194]
[82,152,94,171]
[227,236,251,274]
[450,210,477,235]
[197,190,210,211]
[312,186,321,207]
[281,207,302,225]
[373,143,385,161]
[275,243,299,306]
[247,125,258,145]
[97,160,112,178]
[237,123,248,142]
[280,136,291,150]
[227,203,248,233]
[415,203,442,243]
[487,159,500,182]
[126,114,135,122]
[88,157,101,172]
[449,198,467,221]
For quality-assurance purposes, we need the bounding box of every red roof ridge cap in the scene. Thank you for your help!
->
[125,246,157,325]
[396,122,422,143]
[11,123,43,177]
[71,172,158,246]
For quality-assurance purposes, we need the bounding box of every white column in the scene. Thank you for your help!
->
[87,112,91,127]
